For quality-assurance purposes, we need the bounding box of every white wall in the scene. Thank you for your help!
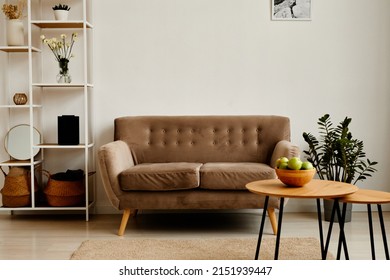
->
[0,0,385,213]
[79,0,390,212]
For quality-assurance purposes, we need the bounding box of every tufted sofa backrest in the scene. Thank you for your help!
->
[114,115,291,164]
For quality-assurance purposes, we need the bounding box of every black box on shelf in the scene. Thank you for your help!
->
[58,115,79,145]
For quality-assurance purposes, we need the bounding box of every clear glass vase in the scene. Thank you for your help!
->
[57,58,72,83]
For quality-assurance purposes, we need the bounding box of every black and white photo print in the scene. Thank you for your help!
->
[272,0,311,20]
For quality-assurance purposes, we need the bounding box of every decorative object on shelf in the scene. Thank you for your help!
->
[43,169,86,207]
[58,115,79,145]
[13,92,28,105]
[41,33,77,83]
[52,3,71,21]
[57,57,72,83]
[272,0,311,21]
[0,166,38,207]
[6,19,24,46]
[2,0,26,46]
[303,114,378,222]
[4,124,41,160]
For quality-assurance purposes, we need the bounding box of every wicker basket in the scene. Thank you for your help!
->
[43,170,86,207]
[0,167,38,207]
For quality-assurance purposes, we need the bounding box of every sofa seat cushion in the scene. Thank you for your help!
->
[120,162,202,191]
[199,162,276,190]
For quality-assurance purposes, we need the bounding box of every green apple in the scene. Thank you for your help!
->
[278,162,289,169]
[301,161,314,170]
[276,157,289,167]
[287,157,302,170]
[276,157,289,168]
[279,157,289,163]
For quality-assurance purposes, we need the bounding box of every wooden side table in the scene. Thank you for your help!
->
[246,179,358,260]
[336,189,390,260]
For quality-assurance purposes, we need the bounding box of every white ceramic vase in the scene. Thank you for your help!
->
[54,10,69,21]
[6,19,24,46]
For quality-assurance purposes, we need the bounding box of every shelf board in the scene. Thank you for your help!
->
[0,201,94,211]
[31,20,93,29]
[0,104,42,109]
[32,83,93,88]
[0,205,92,211]
[0,46,41,53]
[0,159,42,166]
[35,143,94,149]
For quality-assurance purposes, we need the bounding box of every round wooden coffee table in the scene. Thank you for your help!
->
[337,189,390,260]
[246,179,358,260]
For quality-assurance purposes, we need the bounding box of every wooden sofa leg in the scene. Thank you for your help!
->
[267,208,278,235]
[118,209,133,236]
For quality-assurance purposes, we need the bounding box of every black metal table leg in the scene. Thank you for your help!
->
[255,195,269,260]
[367,204,376,260]
[325,199,349,260]
[335,200,349,260]
[336,203,343,259]
[336,202,348,259]
[274,197,285,260]
[316,199,326,259]
[324,199,337,258]
[377,204,389,260]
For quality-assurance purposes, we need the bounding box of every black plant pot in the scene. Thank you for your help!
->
[323,199,352,223]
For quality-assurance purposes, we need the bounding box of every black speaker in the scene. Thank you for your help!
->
[58,115,79,145]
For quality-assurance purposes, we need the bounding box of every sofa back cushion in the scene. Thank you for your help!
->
[115,115,291,164]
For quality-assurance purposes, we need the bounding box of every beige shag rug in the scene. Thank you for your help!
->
[70,237,334,260]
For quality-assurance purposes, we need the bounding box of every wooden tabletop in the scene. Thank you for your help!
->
[339,189,390,204]
[246,179,358,199]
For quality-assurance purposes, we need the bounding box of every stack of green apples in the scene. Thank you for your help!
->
[275,157,314,170]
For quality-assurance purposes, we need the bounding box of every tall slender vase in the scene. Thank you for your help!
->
[6,19,24,46]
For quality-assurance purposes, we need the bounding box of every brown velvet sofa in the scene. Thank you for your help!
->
[98,115,299,235]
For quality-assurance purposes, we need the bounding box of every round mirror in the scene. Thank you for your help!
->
[4,125,41,160]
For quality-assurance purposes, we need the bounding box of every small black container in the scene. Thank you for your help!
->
[58,115,79,145]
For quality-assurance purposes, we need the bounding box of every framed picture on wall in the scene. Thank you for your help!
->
[272,0,311,21]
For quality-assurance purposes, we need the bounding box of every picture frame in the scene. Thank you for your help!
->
[272,0,311,21]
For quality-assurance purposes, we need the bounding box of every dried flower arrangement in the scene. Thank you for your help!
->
[40,33,78,62]
[41,33,78,83]
[2,0,26,20]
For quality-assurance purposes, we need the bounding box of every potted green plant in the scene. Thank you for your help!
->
[302,114,378,222]
[52,3,71,21]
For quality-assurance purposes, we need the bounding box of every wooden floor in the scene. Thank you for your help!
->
[0,211,389,260]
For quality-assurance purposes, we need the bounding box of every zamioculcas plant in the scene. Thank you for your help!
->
[302,114,378,185]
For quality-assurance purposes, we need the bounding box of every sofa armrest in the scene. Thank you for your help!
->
[270,140,300,168]
[98,140,135,209]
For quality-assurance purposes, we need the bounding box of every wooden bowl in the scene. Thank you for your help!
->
[275,168,316,187]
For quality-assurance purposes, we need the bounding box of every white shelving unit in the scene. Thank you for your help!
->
[0,0,94,220]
